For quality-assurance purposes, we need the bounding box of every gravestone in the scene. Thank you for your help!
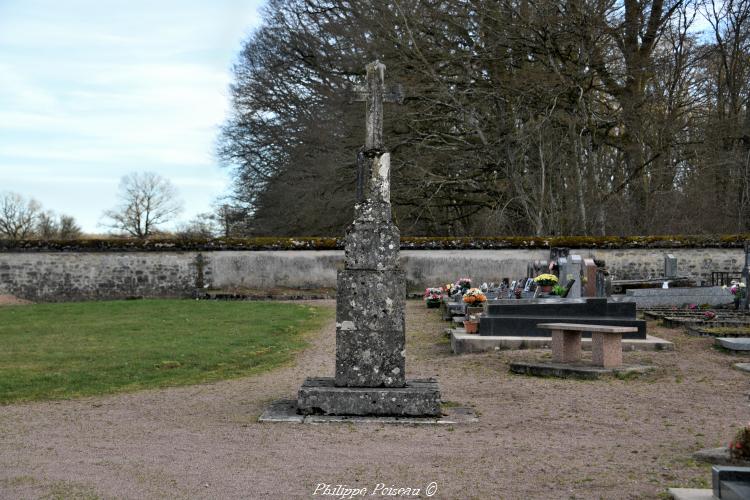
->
[713,466,750,499]
[596,269,608,297]
[557,257,568,284]
[297,61,441,417]
[569,255,582,298]
[743,242,750,310]
[559,255,582,298]
[664,254,677,278]
[479,298,646,338]
[583,258,598,297]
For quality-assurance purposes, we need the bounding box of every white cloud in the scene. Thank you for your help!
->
[0,0,264,232]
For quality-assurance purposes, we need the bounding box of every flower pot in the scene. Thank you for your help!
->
[463,320,479,334]
[426,299,441,308]
[540,285,553,293]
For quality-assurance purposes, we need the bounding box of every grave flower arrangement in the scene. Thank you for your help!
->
[424,287,443,308]
[457,277,472,291]
[730,423,750,460]
[445,278,472,297]
[731,282,747,298]
[533,273,558,286]
[462,288,487,305]
[702,310,717,320]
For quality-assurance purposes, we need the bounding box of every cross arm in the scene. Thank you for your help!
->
[348,83,405,104]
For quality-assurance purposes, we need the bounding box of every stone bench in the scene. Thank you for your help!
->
[537,322,639,368]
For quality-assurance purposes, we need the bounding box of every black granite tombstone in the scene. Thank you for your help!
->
[479,297,646,339]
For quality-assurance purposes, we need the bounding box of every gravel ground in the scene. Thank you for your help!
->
[1,299,748,499]
[0,295,31,306]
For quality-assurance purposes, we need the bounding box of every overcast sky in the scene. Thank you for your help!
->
[0,0,265,233]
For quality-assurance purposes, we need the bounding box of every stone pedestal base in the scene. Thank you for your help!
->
[297,377,441,417]
[335,269,406,387]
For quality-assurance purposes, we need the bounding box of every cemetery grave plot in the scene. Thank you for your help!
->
[641,308,750,336]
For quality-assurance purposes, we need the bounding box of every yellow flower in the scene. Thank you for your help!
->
[533,273,558,285]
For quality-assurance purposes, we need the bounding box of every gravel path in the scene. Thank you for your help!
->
[1,300,748,499]
[0,295,31,306]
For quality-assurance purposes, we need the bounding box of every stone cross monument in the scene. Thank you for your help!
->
[297,61,441,416]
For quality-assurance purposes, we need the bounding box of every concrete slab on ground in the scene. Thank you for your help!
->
[617,286,733,308]
[259,399,478,425]
[296,377,441,417]
[509,361,655,380]
[735,363,750,373]
[667,488,713,500]
[693,446,750,466]
[717,337,750,351]
[450,331,674,354]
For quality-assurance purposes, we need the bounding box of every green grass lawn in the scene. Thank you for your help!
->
[0,299,331,404]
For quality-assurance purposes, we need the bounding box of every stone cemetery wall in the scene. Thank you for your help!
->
[0,252,199,301]
[0,247,745,301]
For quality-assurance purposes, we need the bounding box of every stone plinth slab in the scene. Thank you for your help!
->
[509,361,655,380]
[257,399,305,423]
[450,331,674,354]
[694,447,750,466]
[297,377,441,416]
[260,399,476,425]
[667,488,713,500]
[621,286,733,308]
[717,337,750,351]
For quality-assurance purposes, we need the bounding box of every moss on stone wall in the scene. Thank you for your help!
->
[0,237,342,252]
[1,234,749,252]
[402,234,750,249]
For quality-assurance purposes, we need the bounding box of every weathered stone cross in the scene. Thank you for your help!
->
[296,60,441,417]
[350,61,404,211]
[350,60,404,151]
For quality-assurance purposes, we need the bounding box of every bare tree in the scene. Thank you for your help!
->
[0,192,41,240]
[174,214,217,239]
[102,172,183,238]
[58,215,83,240]
[210,202,246,237]
[36,211,59,239]
[217,0,746,237]
[36,211,83,240]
